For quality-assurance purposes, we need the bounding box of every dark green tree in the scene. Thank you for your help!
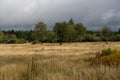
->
[0,29,4,42]
[101,25,111,42]
[54,22,67,45]
[46,31,56,43]
[25,30,34,42]
[115,34,120,41]
[34,22,47,44]
[119,28,120,34]
[75,22,86,41]
[66,24,76,42]
[68,18,74,25]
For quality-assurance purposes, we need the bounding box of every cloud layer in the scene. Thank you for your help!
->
[0,0,120,30]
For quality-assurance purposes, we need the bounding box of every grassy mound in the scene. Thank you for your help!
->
[92,48,120,67]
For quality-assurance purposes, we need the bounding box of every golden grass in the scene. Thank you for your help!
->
[0,55,120,80]
[0,42,120,55]
[0,42,119,80]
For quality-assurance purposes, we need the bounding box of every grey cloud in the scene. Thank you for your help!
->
[0,0,120,30]
[102,9,120,26]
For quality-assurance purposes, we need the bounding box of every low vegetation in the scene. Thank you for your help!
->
[92,48,120,67]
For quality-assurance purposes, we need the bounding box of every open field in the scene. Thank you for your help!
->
[0,42,120,80]
[0,42,120,55]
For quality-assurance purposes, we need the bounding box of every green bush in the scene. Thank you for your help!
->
[6,39,26,44]
[32,40,39,44]
[6,39,17,44]
[92,48,120,67]
[83,34,101,42]
[16,39,26,44]
[101,48,117,56]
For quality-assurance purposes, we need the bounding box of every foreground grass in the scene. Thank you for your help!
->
[0,54,120,80]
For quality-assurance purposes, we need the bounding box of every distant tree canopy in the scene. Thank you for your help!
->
[54,22,67,45]
[101,25,111,41]
[34,22,47,31]
[0,29,4,42]
[0,19,120,44]
[68,18,74,25]
[75,23,86,41]
[34,22,47,44]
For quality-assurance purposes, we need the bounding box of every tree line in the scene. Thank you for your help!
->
[0,18,120,45]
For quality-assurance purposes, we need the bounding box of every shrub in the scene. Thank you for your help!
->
[6,39,17,44]
[6,39,26,44]
[16,39,26,44]
[100,48,118,56]
[83,34,101,42]
[32,40,39,44]
[91,48,120,67]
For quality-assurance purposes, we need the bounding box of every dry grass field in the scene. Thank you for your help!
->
[0,42,120,55]
[0,42,120,80]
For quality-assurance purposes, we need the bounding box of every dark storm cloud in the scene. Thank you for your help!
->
[0,0,120,30]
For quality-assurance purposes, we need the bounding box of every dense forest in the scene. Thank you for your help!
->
[0,19,120,45]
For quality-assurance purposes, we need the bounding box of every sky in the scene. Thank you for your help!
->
[0,0,120,30]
